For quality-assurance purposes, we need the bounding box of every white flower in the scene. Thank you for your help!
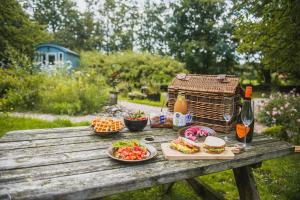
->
[261,93,265,97]
[277,111,281,115]
[297,119,300,123]
[266,111,270,115]
[280,106,284,110]
[284,103,289,108]
[272,111,278,116]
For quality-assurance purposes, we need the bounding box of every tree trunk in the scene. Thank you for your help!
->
[262,68,271,85]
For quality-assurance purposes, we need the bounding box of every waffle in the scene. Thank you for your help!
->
[92,117,124,133]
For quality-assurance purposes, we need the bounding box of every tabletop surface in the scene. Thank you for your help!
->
[0,126,294,200]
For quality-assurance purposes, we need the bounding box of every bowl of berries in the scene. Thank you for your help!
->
[124,111,148,132]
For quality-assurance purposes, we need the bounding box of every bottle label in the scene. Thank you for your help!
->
[236,124,250,138]
[159,115,165,124]
[185,114,192,126]
[173,112,186,127]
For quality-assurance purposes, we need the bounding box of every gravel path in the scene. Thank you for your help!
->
[118,101,167,114]
[9,99,268,133]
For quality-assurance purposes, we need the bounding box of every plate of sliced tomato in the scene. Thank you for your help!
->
[106,140,157,162]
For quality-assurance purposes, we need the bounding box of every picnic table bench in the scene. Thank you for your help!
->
[0,126,294,200]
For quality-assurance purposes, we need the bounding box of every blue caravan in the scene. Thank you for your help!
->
[35,43,80,70]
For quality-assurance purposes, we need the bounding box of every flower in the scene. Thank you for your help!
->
[284,103,290,108]
[272,111,278,116]
[280,106,284,110]
[278,111,281,115]
[297,119,300,123]
[261,93,265,97]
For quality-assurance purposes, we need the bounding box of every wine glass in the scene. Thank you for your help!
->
[223,97,235,141]
[241,99,254,150]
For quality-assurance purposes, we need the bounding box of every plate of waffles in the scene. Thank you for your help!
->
[91,117,124,136]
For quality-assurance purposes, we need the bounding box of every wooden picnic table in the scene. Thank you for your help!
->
[0,126,294,200]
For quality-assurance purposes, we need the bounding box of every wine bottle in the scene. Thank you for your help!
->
[235,86,254,143]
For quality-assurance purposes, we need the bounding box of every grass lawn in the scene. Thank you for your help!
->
[0,115,298,200]
[0,114,89,137]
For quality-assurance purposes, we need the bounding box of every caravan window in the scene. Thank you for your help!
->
[48,54,55,65]
[42,54,46,64]
[59,52,63,62]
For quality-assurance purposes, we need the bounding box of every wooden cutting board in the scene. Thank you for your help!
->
[161,143,235,160]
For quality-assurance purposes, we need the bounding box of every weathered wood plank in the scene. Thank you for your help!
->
[0,140,292,185]
[0,133,175,158]
[233,166,260,200]
[186,178,224,200]
[0,136,285,171]
[0,154,165,184]
[0,126,153,142]
[0,126,294,200]
[0,140,169,170]
[5,126,90,135]
[0,131,274,153]
[0,128,175,150]
[0,142,293,200]
[0,133,278,161]
[161,182,175,195]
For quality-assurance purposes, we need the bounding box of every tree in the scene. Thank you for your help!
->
[233,0,300,84]
[138,0,167,54]
[30,0,78,33]
[0,0,50,66]
[98,0,140,52]
[166,0,236,74]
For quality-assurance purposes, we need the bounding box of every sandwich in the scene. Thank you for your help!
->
[170,137,200,154]
[203,136,225,154]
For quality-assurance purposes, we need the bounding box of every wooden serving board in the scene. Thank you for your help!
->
[161,143,235,160]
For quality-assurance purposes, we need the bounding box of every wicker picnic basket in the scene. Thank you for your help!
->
[168,74,242,133]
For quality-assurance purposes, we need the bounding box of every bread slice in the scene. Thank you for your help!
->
[203,136,225,154]
[204,136,225,148]
[170,137,201,154]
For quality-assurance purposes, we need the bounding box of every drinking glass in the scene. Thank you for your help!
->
[241,100,254,150]
[223,97,235,141]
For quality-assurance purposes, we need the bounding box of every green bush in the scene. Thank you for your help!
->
[80,51,187,93]
[262,125,287,140]
[0,67,42,111]
[259,90,300,144]
[38,70,109,115]
[0,67,109,115]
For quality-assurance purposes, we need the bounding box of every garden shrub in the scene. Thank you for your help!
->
[259,90,300,144]
[0,67,42,111]
[262,125,287,140]
[38,70,109,115]
[80,51,187,93]
[0,67,109,115]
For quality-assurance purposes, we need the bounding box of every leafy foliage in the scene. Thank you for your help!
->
[138,0,168,54]
[0,66,109,115]
[80,51,187,93]
[259,90,300,144]
[0,0,50,64]
[38,70,109,115]
[167,0,237,74]
[233,0,300,84]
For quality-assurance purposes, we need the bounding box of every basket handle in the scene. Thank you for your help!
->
[217,74,227,82]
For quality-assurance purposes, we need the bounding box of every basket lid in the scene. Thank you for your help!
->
[168,74,240,94]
